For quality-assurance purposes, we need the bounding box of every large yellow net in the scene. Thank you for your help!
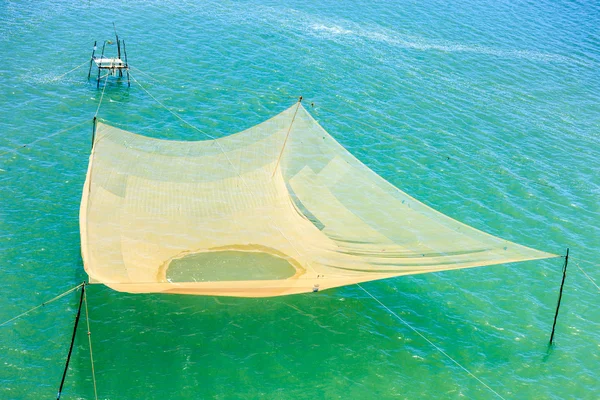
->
[80,102,557,297]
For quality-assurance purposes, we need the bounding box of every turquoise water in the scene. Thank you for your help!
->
[1,1,599,398]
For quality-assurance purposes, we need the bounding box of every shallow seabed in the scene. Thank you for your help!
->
[1,1,599,399]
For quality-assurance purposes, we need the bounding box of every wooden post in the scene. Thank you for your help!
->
[549,248,569,345]
[123,40,130,87]
[97,41,106,88]
[118,39,123,78]
[113,23,121,60]
[56,284,85,400]
[88,41,97,80]
[113,23,123,77]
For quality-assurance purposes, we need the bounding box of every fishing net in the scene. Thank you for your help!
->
[80,103,557,297]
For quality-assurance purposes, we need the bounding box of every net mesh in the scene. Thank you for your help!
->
[80,103,557,297]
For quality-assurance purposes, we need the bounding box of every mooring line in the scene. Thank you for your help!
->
[129,65,162,83]
[94,74,110,118]
[272,96,302,178]
[0,283,85,327]
[129,64,299,101]
[574,261,600,292]
[51,60,90,82]
[357,283,506,400]
[0,119,90,159]
[129,72,212,138]
[314,104,559,192]
[83,288,99,400]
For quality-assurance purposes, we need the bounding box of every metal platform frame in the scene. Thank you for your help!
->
[87,28,130,88]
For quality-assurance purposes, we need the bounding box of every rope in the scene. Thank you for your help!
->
[51,60,90,82]
[0,68,105,159]
[0,283,85,327]
[129,65,162,83]
[357,283,506,400]
[128,64,299,101]
[272,97,302,178]
[56,283,85,400]
[94,74,110,118]
[83,288,99,400]
[574,261,600,292]
[129,72,212,138]
[313,105,559,192]
[0,119,90,158]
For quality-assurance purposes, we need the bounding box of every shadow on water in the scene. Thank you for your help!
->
[12,252,576,399]
[68,282,440,398]
[65,270,543,399]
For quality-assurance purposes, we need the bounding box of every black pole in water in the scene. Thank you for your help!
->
[113,23,123,77]
[88,41,97,80]
[56,283,85,400]
[549,248,569,345]
[123,40,130,87]
[97,41,106,88]
[113,22,121,60]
